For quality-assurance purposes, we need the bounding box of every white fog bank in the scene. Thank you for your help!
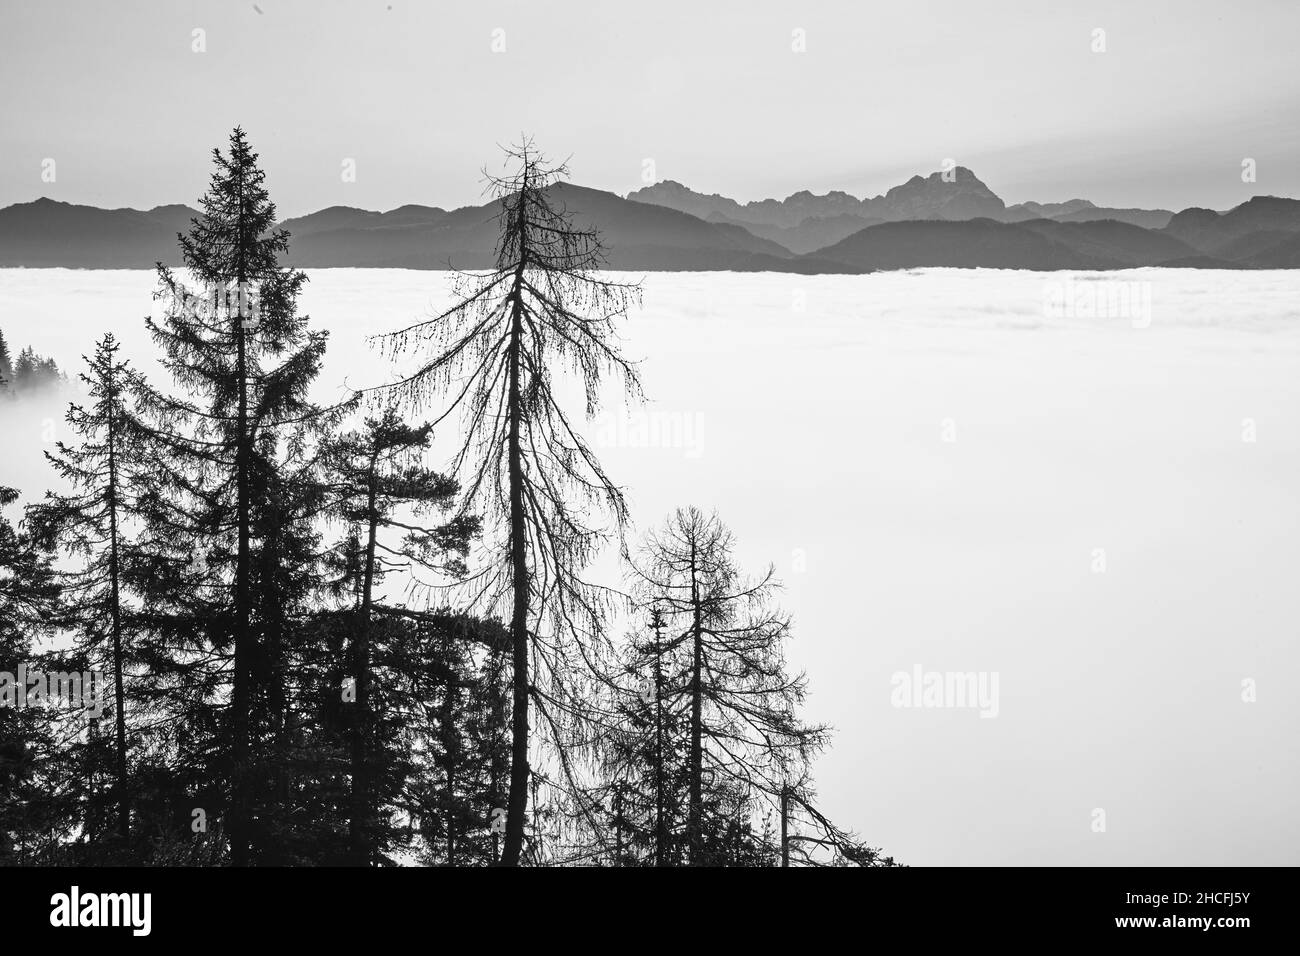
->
[2,266,1296,866]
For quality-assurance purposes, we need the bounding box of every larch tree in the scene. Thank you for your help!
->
[374,141,642,866]
[634,506,830,865]
[776,769,900,867]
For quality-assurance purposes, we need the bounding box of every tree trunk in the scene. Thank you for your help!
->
[653,677,665,866]
[86,717,98,846]
[230,190,253,866]
[440,627,459,867]
[350,459,379,865]
[613,784,624,865]
[104,372,129,840]
[687,541,704,865]
[780,787,789,867]
[501,256,530,867]
[652,614,666,867]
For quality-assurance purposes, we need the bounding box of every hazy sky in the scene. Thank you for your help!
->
[3,0,1299,216]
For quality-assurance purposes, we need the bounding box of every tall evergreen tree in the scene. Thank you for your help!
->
[0,328,12,394]
[374,142,642,866]
[13,348,36,393]
[594,608,691,866]
[133,126,349,864]
[0,486,61,863]
[397,612,511,866]
[322,406,476,864]
[27,334,144,846]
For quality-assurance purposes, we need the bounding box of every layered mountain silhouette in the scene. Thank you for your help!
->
[276,184,827,272]
[0,198,197,268]
[628,168,1180,254]
[0,186,832,273]
[4,168,1299,272]
[810,218,1200,271]
[1162,196,1300,255]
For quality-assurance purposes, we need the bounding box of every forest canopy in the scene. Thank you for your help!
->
[0,130,896,868]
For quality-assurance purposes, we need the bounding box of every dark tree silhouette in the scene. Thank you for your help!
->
[323,406,477,864]
[0,138,903,871]
[2,344,64,398]
[401,613,511,866]
[634,506,829,865]
[134,127,351,864]
[0,328,12,394]
[27,334,145,843]
[592,607,691,865]
[374,141,642,866]
[0,487,61,863]
[777,772,901,867]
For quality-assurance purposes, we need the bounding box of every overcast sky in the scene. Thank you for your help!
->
[3,0,1299,217]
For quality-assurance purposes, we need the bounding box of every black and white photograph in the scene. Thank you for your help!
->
[0,0,1293,938]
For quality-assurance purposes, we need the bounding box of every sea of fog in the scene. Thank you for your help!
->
[1,266,1297,866]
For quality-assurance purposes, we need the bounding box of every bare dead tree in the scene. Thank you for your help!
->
[372,141,642,866]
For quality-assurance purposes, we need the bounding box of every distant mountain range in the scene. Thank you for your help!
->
[627,168,1179,254]
[3,167,1299,272]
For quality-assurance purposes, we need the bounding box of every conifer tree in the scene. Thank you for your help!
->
[0,328,12,394]
[634,507,829,865]
[399,613,511,866]
[594,608,691,865]
[322,406,476,864]
[8,345,63,397]
[374,142,642,866]
[133,126,350,864]
[776,770,900,867]
[27,334,144,845]
[13,348,36,393]
[0,486,61,863]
